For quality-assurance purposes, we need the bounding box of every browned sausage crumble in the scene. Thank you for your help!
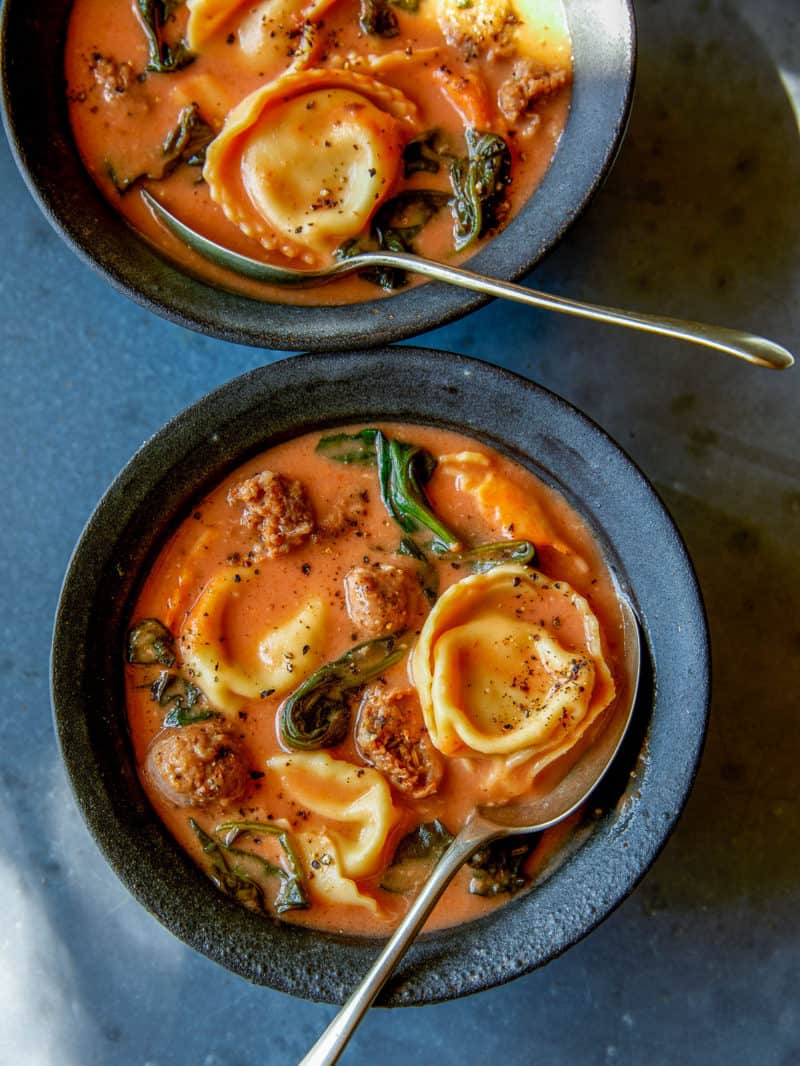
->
[343,563,412,636]
[227,470,315,560]
[90,55,135,102]
[498,60,571,124]
[146,723,249,807]
[442,9,520,61]
[356,686,443,798]
[319,489,370,538]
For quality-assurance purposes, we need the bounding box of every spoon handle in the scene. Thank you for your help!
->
[298,815,498,1066]
[361,253,794,371]
[141,193,792,369]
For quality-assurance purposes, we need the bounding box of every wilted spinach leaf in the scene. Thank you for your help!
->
[137,0,194,73]
[162,102,215,166]
[151,671,215,727]
[337,189,450,290]
[190,819,309,914]
[382,820,454,894]
[402,130,448,176]
[432,538,537,572]
[315,428,378,464]
[315,427,459,552]
[107,103,214,193]
[467,835,540,897]
[375,432,459,551]
[358,0,419,33]
[450,128,512,251]
[398,536,439,604]
[280,632,411,750]
[127,618,175,666]
[216,821,308,913]
[358,0,399,36]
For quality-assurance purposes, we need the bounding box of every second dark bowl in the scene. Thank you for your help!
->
[1,0,635,351]
[52,348,708,1004]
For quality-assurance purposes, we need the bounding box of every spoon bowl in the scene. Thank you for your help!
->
[142,192,793,370]
[300,590,641,1066]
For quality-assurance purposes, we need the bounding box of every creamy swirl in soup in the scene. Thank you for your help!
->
[124,424,625,936]
[65,0,572,305]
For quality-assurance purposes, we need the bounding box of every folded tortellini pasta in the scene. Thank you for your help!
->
[179,571,327,712]
[186,0,338,70]
[268,752,402,914]
[411,563,615,764]
[204,69,420,263]
[432,451,572,554]
[289,830,382,916]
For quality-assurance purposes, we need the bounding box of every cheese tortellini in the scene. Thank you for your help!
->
[204,69,419,262]
[290,830,382,915]
[186,0,338,70]
[180,571,327,712]
[432,451,571,554]
[411,563,615,762]
[268,752,402,914]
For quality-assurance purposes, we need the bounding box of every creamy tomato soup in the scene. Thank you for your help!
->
[124,424,625,936]
[65,0,572,305]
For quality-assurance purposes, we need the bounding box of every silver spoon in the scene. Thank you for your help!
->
[142,191,793,370]
[298,591,641,1066]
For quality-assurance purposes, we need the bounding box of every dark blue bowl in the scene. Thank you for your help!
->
[1,0,635,351]
[51,348,708,1004]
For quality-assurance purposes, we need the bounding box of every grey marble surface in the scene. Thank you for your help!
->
[1,0,798,1063]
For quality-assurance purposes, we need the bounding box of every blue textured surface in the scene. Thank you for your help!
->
[1,0,799,1063]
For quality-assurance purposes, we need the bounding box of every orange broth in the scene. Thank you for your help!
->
[65,0,572,305]
[124,423,626,936]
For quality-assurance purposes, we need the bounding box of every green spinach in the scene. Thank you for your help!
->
[190,819,309,914]
[432,538,537,572]
[337,190,449,290]
[358,0,399,36]
[397,536,439,604]
[450,128,512,251]
[375,432,459,551]
[280,632,411,750]
[126,618,175,666]
[137,0,194,73]
[150,671,215,727]
[107,103,214,193]
[315,427,459,549]
[382,820,454,894]
[467,835,540,897]
[314,428,378,464]
[402,130,447,176]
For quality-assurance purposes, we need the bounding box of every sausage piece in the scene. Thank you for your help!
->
[356,687,443,798]
[437,0,519,60]
[227,470,314,560]
[91,55,135,103]
[319,489,370,538]
[497,61,571,124]
[343,563,412,636]
[146,723,249,807]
